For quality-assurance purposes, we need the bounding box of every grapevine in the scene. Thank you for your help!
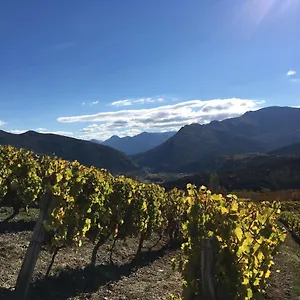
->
[0,145,287,300]
[280,211,300,241]
[173,185,286,300]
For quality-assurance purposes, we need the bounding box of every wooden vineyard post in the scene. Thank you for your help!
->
[14,190,53,300]
[200,238,217,300]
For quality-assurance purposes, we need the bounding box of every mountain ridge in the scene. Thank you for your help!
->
[133,106,300,173]
[0,130,140,175]
[101,131,176,155]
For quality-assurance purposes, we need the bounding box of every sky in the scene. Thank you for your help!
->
[0,0,300,140]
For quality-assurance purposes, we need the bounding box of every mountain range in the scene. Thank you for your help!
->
[93,131,176,155]
[0,130,140,175]
[1,106,300,178]
[133,106,300,173]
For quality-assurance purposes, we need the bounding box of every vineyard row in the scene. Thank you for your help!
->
[0,145,286,300]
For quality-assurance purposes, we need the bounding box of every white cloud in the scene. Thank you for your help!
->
[111,99,132,106]
[58,98,265,140]
[36,129,74,136]
[111,97,165,107]
[77,124,143,141]
[82,100,99,106]
[287,70,296,76]
[7,129,28,134]
[0,120,6,126]
[286,70,300,83]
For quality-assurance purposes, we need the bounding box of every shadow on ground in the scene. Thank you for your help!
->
[0,287,13,299]
[0,220,36,234]
[0,245,173,300]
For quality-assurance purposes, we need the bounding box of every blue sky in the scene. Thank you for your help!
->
[0,0,300,140]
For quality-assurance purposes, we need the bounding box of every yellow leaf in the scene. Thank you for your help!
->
[257,251,264,261]
[220,207,229,214]
[231,201,238,212]
[253,278,260,286]
[235,227,243,241]
[56,173,63,182]
[247,288,253,298]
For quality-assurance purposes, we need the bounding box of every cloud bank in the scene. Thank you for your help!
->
[0,120,6,126]
[58,98,265,140]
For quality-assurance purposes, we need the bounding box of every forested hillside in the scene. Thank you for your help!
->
[134,107,300,173]
[163,154,300,192]
[0,130,140,175]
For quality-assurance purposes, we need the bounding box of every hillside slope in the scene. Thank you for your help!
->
[163,154,300,192]
[269,142,300,156]
[134,107,300,173]
[0,130,140,175]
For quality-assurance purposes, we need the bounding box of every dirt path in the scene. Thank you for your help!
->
[265,231,300,300]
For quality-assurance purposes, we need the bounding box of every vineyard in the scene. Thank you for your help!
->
[0,145,299,299]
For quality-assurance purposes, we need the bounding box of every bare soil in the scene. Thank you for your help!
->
[0,208,299,300]
[0,210,182,300]
[265,229,300,300]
